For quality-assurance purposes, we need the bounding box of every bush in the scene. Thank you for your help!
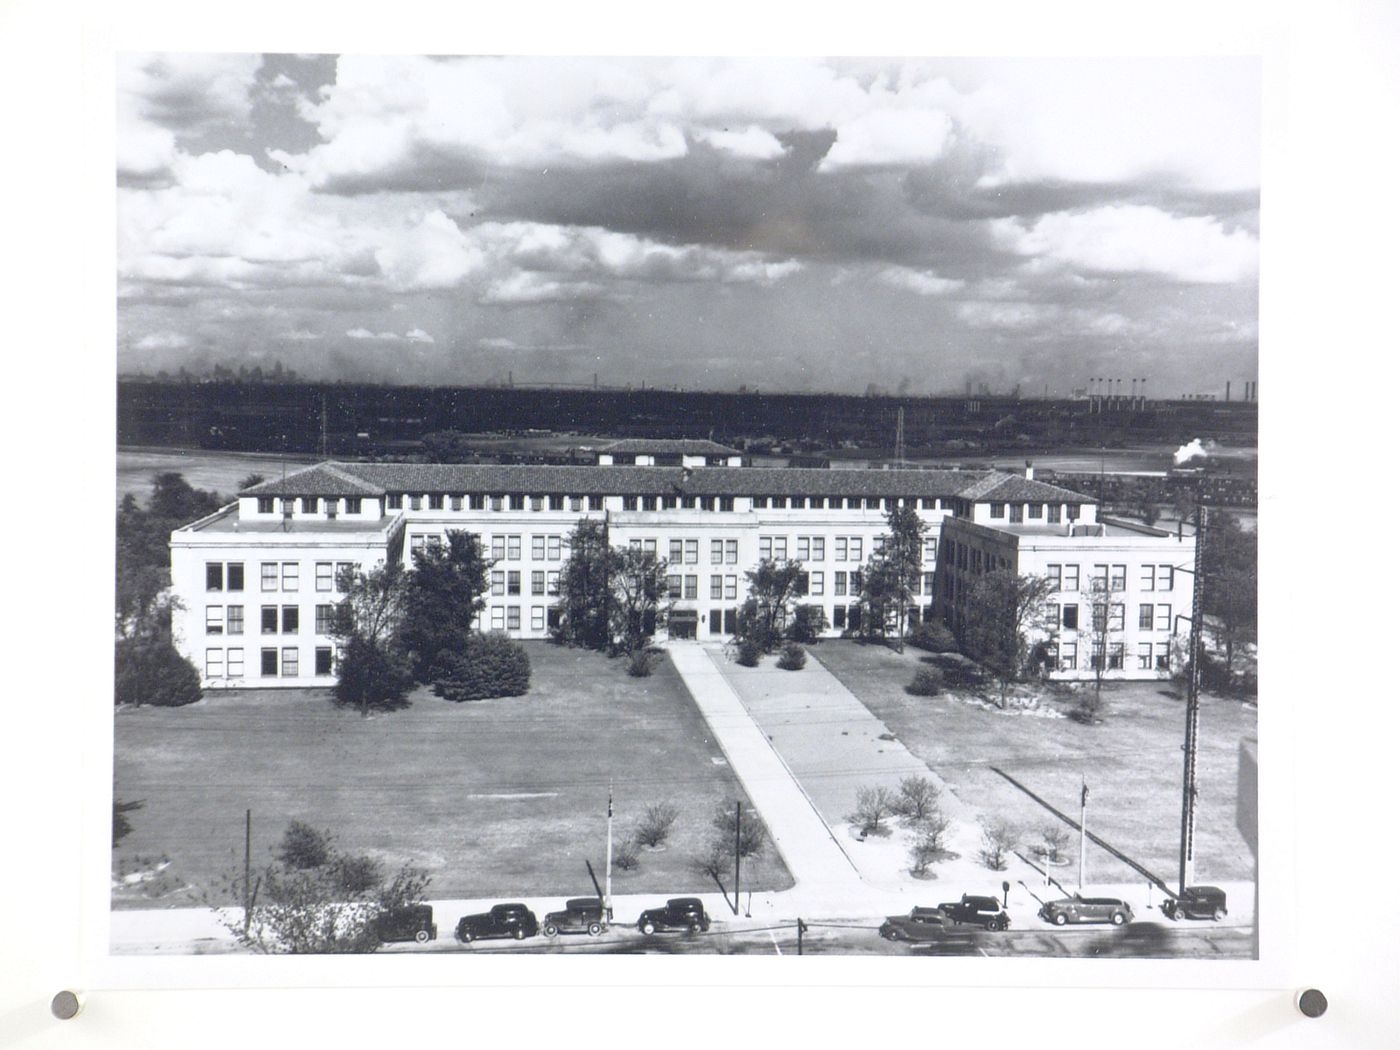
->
[978,819,1019,871]
[635,802,679,849]
[891,775,941,822]
[277,821,332,870]
[736,639,762,667]
[614,838,640,871]
[776,643,807,671]
[626,649,654,677]
[787,604,829,644]
[906,666,944,696]
[908,620,958,653]
[711,802,768,858]
[909,812,952,876]
[114,638,203,707]
[850,785,896,835]
[333,853,384,894]
[433,632,531,702]
[1039,824,1070,864]
[1069,690,1105,724]
[334,634,414,713]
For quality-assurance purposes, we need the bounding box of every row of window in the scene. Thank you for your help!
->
[1046,641,1171,672]
[490,570,561,597]
[208,561,356,594]
[989,502,1076,524]
[205,604,339,636]
[948,542,1012,575]
[487,606,555,632]
[255,497,364,516]
[382,493,952,513]
[1046,563,1175,593]
[204,646,336,678]
[1045,602,1174,632]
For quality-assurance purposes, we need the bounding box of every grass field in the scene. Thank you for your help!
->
[118,447,319,505]
[112,643,792,908]
[810,641,1258,884]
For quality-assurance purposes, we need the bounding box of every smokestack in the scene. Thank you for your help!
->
[1025,460,1035,481]
[1225,381,1231,402]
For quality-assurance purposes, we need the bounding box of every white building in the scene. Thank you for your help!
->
[170,455,1190,688]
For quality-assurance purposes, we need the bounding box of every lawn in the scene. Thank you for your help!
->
[112,643,792,908]
[810,641,1258,885]
[118,447,318,505]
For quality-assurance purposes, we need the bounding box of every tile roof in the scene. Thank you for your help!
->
[241,461,1095,503]
[596,438,742,456]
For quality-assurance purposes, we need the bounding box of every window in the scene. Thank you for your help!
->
[811,537,824,561]
[637,495,654,511]
[507,536,521,561]
[548,494,563,510]
[532,571,545,596]
[491,571,505,596]
[759,537,772,560]
[507,606,521,630]
[1157,604,1173,632]
[850,538,862,562]
[509,495,524,511]
[990,502,1006,518]
[973,549,983,573]
[833,606,847,629]
[1110,604,1125,631]
[699,497,715,511]
[711,575,724,600]
[226,563,244,591]
[279,647,298,677]
[1141,564,1156,590]
[282,606,299,634]
[491,536,506,561]
[347,497,362,514]
[1029,503,1043,519]
[662,495,677,510]
[684,576,698,600]
[315,647,334,675]
[261,563,278,592]
[507,571,521,596]
[1138,642,1154,670]
[315,605,334,635]
[387,494,403,510]
[1047,602,1060,630]
[489,496,503,512]
[1067,504,1080,521]
[408,496,421,511]
[834,571,848,596]
[1111,565,1126,591]
[1048,504,1062,524]
[725,575,737,600]
[261,606,279,634]
[835,537,848,561]
[261,648,279,676]
[227,648,243,677]
[335,562,352,592]
[206,563,224,591]
[810,571,824,596]
[1063,564,1079,591]
[773,537,788,560]
[1092,564,1109,590]
[206,607,223,635]
[257,497,275,514]
[1155,642,1170,670]
[1009,504,1024,523]
[623,496,638,511]
[206,649,223,678]
[547,571,560,596]
[1139,604,1154,630]
[531,607,545,631]
[1062,604,1079,630]
[1045,564,1062,591]
[1109,643,1124,670]
[1059,642,1077,671]
[795,572,809,596]
[720,496,734,512]
[316,562,333,591]
[490,607,505,630]
[1092,604,1107,632]
[797,537,811,560]
[468,494,484,510]
[548,535,562,560]
[1090,642,1104,670]
[667,575,683,599]
[427,535,440,552]
[227,606,244,635]
[712,539,724,564]
[281,563,299,591]
[532,495,546,511]
[1158,565,1175,591]
[410,535,425,558]
[532,535,546,560]
[923,537,937,562]
[685,539,698,564]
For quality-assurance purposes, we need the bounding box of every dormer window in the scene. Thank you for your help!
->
[301,497,318,514]
[429,494,444,510]
[257,497,274,514]
[387,494,403,510]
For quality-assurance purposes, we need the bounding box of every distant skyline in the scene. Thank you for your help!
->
[117,55,1260,397]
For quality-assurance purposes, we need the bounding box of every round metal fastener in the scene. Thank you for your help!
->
[51,990,82,1020]
[1296,988,1327,1018]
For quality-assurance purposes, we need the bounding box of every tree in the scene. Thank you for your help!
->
[960,570,1057,706]
[851,786,896,835]
[554,519,614,650]
[116,474,224,639]
[909,813,953,876]
[400,530,492,680]
[787,603,829,643]
[330,562,412,716]
[238,473,267,491]
[736,559,806,652]
[113,799,143,847]
[1202,511,1257,680]
[609,545,670,654]
[710,802,769,859]
[115,631,203,707]
[872,504,928,647]
[891,775,941,823]
[856,554,906,646]
[1080,575,1125,716]
[978,819,1019,871]
[635,802,679,849]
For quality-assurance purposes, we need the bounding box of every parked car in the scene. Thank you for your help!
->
[1161,886,1228,921]
[376,903,437,944]
[879,906,952,942]
[542,897,606,938]
[637,897,710,935]
[937,894,1011,931]
[1038,896,1134,926]
[455,902,539,943]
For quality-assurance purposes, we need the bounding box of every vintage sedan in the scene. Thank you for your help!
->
[637,897,710,935]
[1161,886,1228,921]
[542,897,606,938]
[375,904,437,944]
[879,906,953,942]
[1038,896,1134,926]
[937,894,1011,931]
[455,902,539,943]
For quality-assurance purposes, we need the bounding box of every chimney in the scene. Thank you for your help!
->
[1225,381,1231,402]
[1024,460,1035,481]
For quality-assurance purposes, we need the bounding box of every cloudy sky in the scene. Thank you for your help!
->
[116,54,1259,396]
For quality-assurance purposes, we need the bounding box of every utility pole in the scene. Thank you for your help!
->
[605,782,614,921]
[734,801,742,916]
[796,918,806,955]
[243,808,252,935]
[1078,779,1088,894]
[1179,505,1209,895]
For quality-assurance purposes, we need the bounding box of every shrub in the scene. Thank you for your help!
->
[906,666,944,696]
[613,838,640,871]
[909,812,952,876]
[711,802,768,858]
[696,840,728,880]
[787,604,829,644]
[776,643,807,670]
[113,799,143,848]
[891,775,941,822]
[333,853,384,894]
[626,649,654,677]
[635,802,679,849]
[334,633,414,713]
[114,638,203,707]
[850,785,896,835]
[1069,690,1104,724]
[433,632,531,702]
[978,819,1019,871]
[277,821,332,870]
[736,639,762,667]
[908,620,958,653]
[1039,824,1070,864]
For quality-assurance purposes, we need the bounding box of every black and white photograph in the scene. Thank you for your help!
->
[110,52,1259,960]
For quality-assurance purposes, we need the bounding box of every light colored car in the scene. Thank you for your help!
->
[1038,896,1134,926]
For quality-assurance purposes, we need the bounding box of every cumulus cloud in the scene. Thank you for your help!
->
[134,331,191,350]
[819,106,955,171]
[879,266,965,296]
[992,204,1259,284]
[404,328,434,343]
[693,125,787,160]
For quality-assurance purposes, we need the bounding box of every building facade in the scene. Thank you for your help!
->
[170,456,1190,688]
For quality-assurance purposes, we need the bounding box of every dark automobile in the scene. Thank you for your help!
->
[879,906,952,942]
[637,897,710,935]
[1038,896,1134,926]
[1161,886,1228,921]
[542,897,606,938]
[376,904,437,944]
[937,894,1011,931]
[455,902,539,943]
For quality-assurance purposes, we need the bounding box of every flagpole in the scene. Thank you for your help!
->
[605,780,614,921]
[1078,777,1088,895]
